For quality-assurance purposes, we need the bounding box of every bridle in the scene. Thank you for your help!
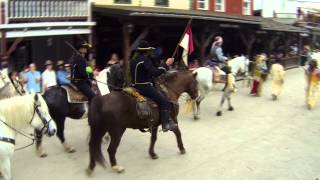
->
[0,70,24,96]
[0,94,52,150]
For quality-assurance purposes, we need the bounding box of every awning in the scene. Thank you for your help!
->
[261,18,308,33]
[0,21,96,38]
[94,5,261,25]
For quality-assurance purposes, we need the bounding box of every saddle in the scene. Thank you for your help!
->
[123,87,158,117]
[61,85,88,103]
[212,67,227,83]
[123,87,179,132]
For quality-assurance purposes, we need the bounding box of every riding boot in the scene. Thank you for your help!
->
[160,110,177,132]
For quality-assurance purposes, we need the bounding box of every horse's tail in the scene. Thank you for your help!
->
[88,98,107,169]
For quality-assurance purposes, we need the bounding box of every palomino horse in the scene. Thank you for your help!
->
[0,69,24,100]
[87,71,198,175]
[192,55,250,120]
[0,94,57,180]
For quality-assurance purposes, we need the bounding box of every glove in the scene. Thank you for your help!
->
[86,66,93,74]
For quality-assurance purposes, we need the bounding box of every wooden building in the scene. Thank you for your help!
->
[0,0,95,71]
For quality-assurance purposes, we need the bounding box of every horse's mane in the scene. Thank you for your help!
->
[0,94,47,129]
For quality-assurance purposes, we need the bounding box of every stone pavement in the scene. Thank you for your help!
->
[12,68,320,180]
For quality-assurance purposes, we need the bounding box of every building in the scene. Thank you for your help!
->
[192,0,254,16]
[0,0,95,71]
[94,0,191,10]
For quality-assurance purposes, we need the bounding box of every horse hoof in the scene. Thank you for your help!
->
[216,111,222,116]
[112,165,125,173]
[228,107,234,111]
[66,147,76,153]
[39,152,48,158]
[150,154,159,160]
[180,149,186,154]
[86,168,93,176]
[193,116,200,120]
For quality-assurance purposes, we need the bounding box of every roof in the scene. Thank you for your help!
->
[0,21,95,38]
[94,5,261,25]
[94,5,308,33]
[261,18,308,33]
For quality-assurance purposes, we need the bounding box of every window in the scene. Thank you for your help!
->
[114,0,131,4]
[243,0,251,15]
[155,0,168,7]
[197,0,208,10]
[215,0,225,12]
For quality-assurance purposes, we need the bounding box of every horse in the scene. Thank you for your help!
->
[0,69,24,100]
[191,55,250,120]
[87,70,199,175]
[34,86,89,156]
[0,93,57,180]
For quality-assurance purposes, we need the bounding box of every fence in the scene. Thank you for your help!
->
[7,0,89,20]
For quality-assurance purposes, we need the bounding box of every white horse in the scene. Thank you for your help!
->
[0,69,23,100]
[0,94,57,180]
[192,55,250,120]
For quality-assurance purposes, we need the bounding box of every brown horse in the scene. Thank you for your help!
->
[87,70,198,175]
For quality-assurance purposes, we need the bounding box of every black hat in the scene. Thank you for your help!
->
[137,40,155,51]
[77,42,92,49]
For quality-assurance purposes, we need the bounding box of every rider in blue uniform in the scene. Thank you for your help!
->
[130,40,177,132]
[71,42,96,101]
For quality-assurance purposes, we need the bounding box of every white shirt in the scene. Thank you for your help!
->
[42,69,57,90]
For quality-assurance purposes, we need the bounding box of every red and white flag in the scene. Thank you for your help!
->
[179,23,194,66]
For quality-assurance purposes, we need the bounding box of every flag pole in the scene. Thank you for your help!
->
[171,18,193,58]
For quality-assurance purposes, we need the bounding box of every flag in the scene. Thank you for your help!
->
[179,23,194,66]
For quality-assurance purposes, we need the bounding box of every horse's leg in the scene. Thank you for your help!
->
[172,127,186,154]
[227,91,234,111]
[87,123,108,176]
[108,128,126,173]
[216,90,226,116]
[149,126,159,159]
[55,116,75,153]
[35,129,47,158]
[0,156,11,180]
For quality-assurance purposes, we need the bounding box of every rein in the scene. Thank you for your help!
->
[0,101,51,151]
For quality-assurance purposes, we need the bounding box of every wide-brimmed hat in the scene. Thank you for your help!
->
[57,60,64,66]
[137,40,155,51]
[45,60,53,66]
[77,42,92,49]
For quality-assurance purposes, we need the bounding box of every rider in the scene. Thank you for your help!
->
[208,36,228,74]
[70,42,96,101]
[130,40,177,132]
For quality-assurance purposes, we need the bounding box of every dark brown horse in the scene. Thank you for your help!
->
[87,70,198,175]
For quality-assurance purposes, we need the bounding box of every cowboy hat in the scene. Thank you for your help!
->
[45,60,53,66]
[56,60,65,66]
[78,42,92,49]
[137,40,155,51]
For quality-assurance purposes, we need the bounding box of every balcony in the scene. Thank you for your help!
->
[7,0,89,22]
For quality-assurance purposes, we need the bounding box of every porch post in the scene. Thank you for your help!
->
[122,22,132,83]
[0,1,7,61]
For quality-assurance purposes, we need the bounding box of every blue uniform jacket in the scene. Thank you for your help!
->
[57,70,70,85]
[71,54,91,81]
[130,54,167,85]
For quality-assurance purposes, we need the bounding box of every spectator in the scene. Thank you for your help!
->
[19,65,29,91]
[300,45,312,66]
[56,60,71,86]
[42,60,57,92]
[26,63,41,93]
[189,59,200,70]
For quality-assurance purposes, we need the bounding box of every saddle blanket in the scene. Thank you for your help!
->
[61,85,88,103]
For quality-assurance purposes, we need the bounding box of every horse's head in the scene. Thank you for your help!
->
[31,94,57,137]
[162,71,199,100]
[183,71,199,100]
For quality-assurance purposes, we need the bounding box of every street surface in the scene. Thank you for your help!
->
[12,68,320,180]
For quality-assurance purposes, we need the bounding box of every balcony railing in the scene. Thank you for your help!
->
[7,0,89,20]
